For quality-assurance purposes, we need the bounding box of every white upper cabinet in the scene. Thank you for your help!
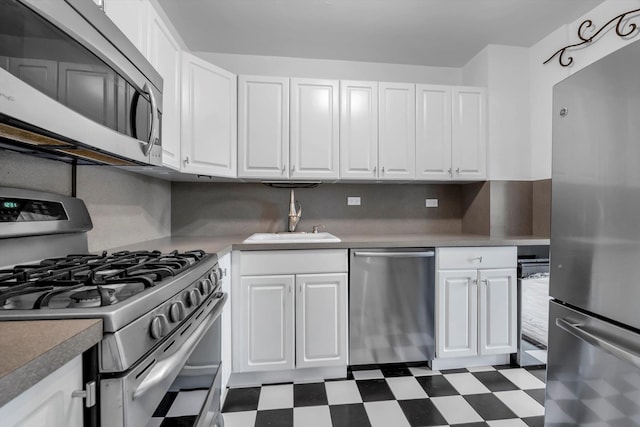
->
[146,5,181,170]
[103,0,148,53]
[452,87,486,180]
[378,82,415,180]
[238,75,290,179]
[339,80,378,180]
[181,52,237,177]
[416,85,452,180]
[290,78,340,180]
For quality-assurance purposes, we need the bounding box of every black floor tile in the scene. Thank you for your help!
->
[380,365,412,377]
[525,367,547,383]
[293,382,328,407]
[153,391,178,417]
[522,415,545,427]
[471,371,519,392]
[329,403,372,427]
[255,408,293,427]
[221,386,261,412]
[415,375,458,397]
[525,388,546,405]
[356,378,395,402]
[159,416,197,427]
[440,368,468,374]
[398,398,447,427]
[463,393,517,420]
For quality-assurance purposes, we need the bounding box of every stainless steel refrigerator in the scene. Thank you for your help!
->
[546,40,640,426]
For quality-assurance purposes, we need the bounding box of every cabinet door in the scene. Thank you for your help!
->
[478,268,517,355]
[240,275,294,372]
[146,5,182,170]
[378,82,415,180]
[238,75,290,179]
[0,356,83,427]
[452,87,486,180]
[416,84,452,180]
[290,78,339,179]
[103,0,148,53]
[295,273,348,368]
[340,80,378,180]
[181,52,237,177]
[436,269,478,358]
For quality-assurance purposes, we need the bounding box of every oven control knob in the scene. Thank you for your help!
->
[199,278,213,295]
[188,289,202,306]
[169,302,185,323]
[209,270,217,284]
[150,315,168,340]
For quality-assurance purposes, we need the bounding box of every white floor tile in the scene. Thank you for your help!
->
[294,406,333,427]
[364,401,411,427]
[222,410,257,427]
[499,368,545,390]
[444,372,491,395]
[386,377,428,400]
[166,389,208,417]
[467,365,496,372]
[144,419,163,427]
[325,380,363,405]
[495,390,545,418]
[352,369,384,380]
[408,366,439,376]
[487,419,529,426]
[430,395,483,425]
[257,383,293,410]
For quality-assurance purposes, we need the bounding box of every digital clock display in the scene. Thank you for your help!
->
[3,201,19,209]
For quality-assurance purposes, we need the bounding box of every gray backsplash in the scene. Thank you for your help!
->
[172,182,465,236]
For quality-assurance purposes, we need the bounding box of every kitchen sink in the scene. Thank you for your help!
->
[243,232,341,244]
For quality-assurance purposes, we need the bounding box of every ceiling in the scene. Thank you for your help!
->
[158,0,605,68]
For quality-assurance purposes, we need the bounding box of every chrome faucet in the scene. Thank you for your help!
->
[287,189,302,232]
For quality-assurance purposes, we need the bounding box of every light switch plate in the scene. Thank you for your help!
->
[425,199,438,208]
[348,196,361,206]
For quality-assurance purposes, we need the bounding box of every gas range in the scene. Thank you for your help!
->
[0,187,227,427]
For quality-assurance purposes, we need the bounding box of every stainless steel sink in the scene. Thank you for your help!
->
[243,232,341,244]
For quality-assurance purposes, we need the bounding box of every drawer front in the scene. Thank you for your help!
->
[437,246,516,270]
[240,249,348,275]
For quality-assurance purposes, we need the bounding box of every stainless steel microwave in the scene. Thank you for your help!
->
[0,0,163,166]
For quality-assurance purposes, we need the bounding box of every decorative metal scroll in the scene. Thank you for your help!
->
[544,8,640,67]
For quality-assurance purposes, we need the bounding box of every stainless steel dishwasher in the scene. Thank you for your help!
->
[349,248,435,365]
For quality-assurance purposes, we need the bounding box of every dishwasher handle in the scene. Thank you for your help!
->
[353,251,435,258]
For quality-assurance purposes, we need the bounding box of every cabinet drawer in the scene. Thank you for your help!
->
[437,246,516,270]
[240,249,348,275]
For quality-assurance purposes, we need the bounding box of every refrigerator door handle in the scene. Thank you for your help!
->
[556,317,640,369]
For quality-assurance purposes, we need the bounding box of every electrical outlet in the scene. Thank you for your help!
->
[347,196,361,206]
[425,198,438,208]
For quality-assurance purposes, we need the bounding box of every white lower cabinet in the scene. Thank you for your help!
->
[0,356,83,427]
[436,247,517,360]
[234,250,348,374]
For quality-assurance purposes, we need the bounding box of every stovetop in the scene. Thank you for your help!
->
[0,249,219,332]
[0,250,206,310]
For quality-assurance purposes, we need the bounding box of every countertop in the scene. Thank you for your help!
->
[0,319,102,407]
[108,233,550,254]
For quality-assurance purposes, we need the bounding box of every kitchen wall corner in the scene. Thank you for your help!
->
[489,180,533,236]
[77,166,171,251]
[461,182,490,235]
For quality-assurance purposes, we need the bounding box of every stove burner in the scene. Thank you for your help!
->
[70,287,116,307]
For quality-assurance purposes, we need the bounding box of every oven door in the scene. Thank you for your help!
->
[100,293,227,427]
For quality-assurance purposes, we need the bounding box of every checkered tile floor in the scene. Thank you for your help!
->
[221,364,547,427]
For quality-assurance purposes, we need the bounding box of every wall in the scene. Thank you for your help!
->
[530,0,640,179]
[462,45,531,181]
[172,182,465,237]
[194,52,462,85]
[0,150,171,251]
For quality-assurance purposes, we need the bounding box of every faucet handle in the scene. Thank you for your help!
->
[295,201,302,217]
[312,224,325,233]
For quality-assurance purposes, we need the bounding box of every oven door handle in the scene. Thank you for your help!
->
[133,294,227,400]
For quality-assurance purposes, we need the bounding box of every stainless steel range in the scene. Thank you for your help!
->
[0,187,227,427]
